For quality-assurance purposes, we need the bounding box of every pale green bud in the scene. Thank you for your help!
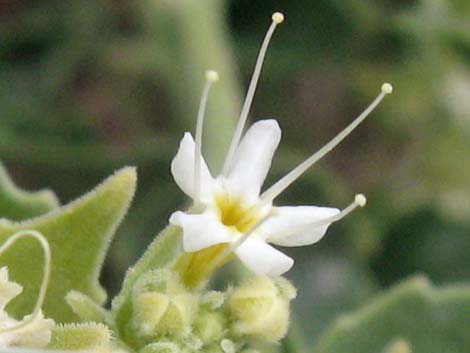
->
[157,292,198,336]
[133,292,170,336]
[228,276,296,342]
[131,269,198,338]
[133,291,197,338]
[193,311,225,344]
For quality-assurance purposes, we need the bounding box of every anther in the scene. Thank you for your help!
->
[0,230,51,333]
[272,12,285,24]
[381,83,393,94]
[261,84,392,204]
[206,70,219,82]
[193,70,218,207]
[221,13,285,175]
[355,193,367,207]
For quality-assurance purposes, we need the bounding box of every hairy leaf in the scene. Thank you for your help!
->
[0,167,136,322]
[0,162,59,221]
[313,276,470,353]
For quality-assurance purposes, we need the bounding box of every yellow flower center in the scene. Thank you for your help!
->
[175,194,263,288]
[215,193,260,233]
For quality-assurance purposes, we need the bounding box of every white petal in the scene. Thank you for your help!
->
[263,206,339,247]
[0,267,22,310]
[170,210,233,252]
[226,120,281,202]
[170,133,215,200]
[234,237,293,276]
[9,312,55,348]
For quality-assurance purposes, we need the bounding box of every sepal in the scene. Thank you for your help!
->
[66,290,109,323]
[48,322,111,350]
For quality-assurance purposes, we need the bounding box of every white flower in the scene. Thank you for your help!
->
[171,120,341,276]
[0,267,54,348]
[169,13,392,277]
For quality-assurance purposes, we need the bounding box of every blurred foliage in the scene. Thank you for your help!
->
[313,278,470,353]
[313,277,470,353]
[0,0,469,351]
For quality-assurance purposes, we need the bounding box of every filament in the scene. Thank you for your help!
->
[193,70,219,207]
[0,230,51,333]
[261,84,392,204]
[221,12,285,176]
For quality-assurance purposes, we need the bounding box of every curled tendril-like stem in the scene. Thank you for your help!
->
[0,230,51,333]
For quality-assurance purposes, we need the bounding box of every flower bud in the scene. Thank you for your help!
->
[193,311,225,344]
[131,269,198,338]
[228,276,296,342]
[133,292,170,336]
[157,292,198,336]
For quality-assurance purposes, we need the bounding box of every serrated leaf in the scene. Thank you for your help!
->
[0,167,136,322]
[313,276,470,353]
[0,162,59,221]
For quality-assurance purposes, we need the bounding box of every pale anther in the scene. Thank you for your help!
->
[193,70,218,207]
[206,70,219,82]
[221,13,284,175]
[261,84,393,204]
[381,83,393,94]
[355,193,367,207]
[0,230,51,333]
[272,12,285,24]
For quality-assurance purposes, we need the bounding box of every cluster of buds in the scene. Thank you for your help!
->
[125,270,296,353]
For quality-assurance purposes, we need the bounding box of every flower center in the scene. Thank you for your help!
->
[215,193,260,233]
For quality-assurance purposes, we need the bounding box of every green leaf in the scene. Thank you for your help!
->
[0,162,59,221]
[0,167,137,322]
[313,276,470,353]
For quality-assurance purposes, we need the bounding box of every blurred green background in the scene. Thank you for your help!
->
[0,0,469,348]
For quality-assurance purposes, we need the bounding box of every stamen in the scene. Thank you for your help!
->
[261,84,393,203]
[274,194,367,239]
[221,12,285,175]
[0,230,51,333]
[193,70,219,207]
